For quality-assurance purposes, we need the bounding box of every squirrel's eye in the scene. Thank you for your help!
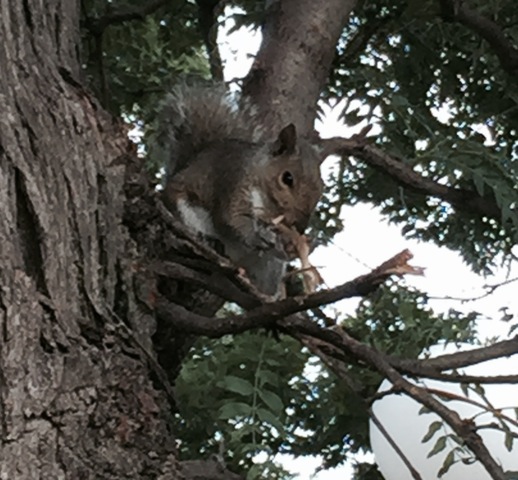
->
[282,171,294,187]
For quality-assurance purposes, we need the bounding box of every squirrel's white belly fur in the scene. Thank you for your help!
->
[249,187,265,215]
[176,198,216,237]
[176,195,284,297]
[176,197,249,260]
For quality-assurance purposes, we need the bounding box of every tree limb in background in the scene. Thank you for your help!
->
[320,133,515,222]
[195,0,225,81]
[84,0,174,36]
[399,336,518,371]
[439,0,518,77]
[369,409,424,480]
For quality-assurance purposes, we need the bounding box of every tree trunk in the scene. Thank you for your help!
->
[0,2,179,478]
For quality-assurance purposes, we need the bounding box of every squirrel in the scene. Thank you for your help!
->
[156,85,324,297]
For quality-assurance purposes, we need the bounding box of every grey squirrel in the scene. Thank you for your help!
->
[157,85,324,296]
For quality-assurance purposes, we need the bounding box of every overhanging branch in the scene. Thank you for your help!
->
[320,134,512,221]
[439,0,518,77]
[151,238,518,382]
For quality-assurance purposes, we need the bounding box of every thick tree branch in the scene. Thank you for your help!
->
[321,134,514,221]
[401,336,518,371]
[154,249,423,337]
[242,0,357,134]
[152,244,518,380]
[398,368,518,385]
[439,0,518,77]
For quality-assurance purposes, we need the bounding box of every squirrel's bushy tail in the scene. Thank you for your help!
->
[154,84,262,176]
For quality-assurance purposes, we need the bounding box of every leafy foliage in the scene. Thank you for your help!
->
[321,0,518,272]
[173,285,478,477]
[174,332,308,479]
[81,0,210,116]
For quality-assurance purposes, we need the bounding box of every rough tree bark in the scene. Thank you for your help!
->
[0,2,179,478]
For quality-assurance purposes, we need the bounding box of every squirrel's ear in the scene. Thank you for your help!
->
[272,124,297,156]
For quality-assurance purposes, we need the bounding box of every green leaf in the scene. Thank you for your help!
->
[422,421,443,443]
[229,424,259,444]
[505,431,514,452]
[448,434,464,446]
[472,383,485,396]
[460,383,469,397]
[219,375,255,397]
[257,389,284,415]
[217,402,253,420]
[264,357,282,367]
[427,436,447,458]
[256,370,279,388]
[419,405,432,415]
[472,174,485,197]
[256,408,286,438]
[438,450,455,478]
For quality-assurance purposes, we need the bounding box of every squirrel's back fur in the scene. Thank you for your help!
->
[158,84,325,297]
[156,85,264,176]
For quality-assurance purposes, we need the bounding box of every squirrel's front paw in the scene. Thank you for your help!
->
[255,222,277,248]
[255,222,289,259]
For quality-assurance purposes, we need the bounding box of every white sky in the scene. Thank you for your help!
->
[217,15,518,480]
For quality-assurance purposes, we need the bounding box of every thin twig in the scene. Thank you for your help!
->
[369,408,424,480]
[428,277,518,303]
